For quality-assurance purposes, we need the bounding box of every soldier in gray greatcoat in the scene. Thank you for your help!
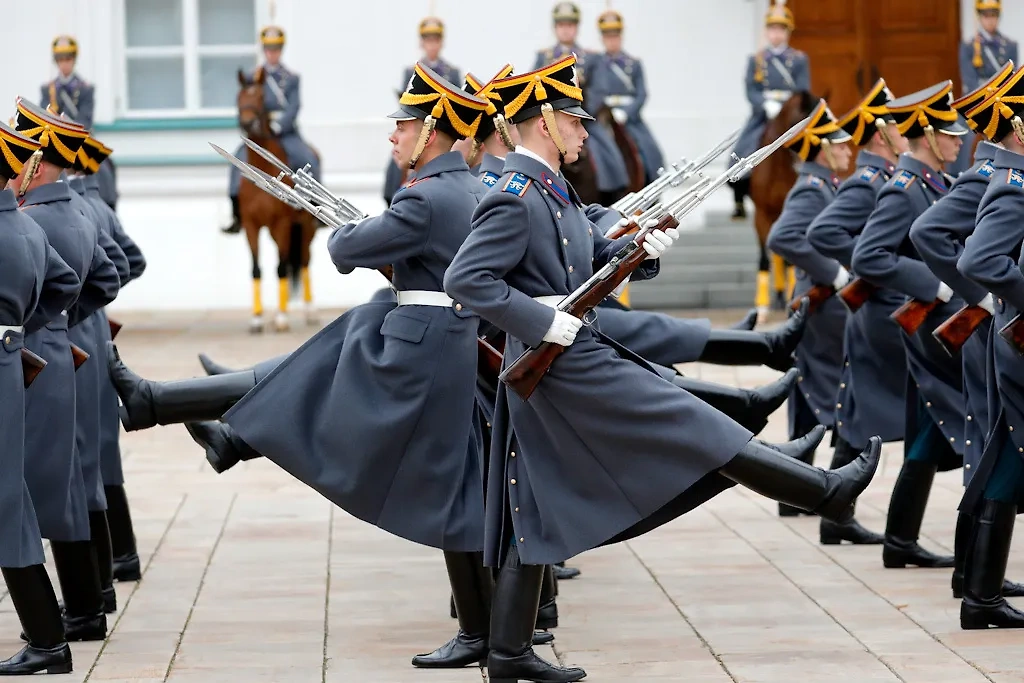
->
[767,100,858,519]
[222,25,320,234]
[588,10,663,183]
[730,3,810,219]
[0,122,75,676]
[807,79,909,546]
[443,54,880,683]
[13,98,120,643]
[851,80,970,572]
[79,138,147,583]
[954,63,1024,629]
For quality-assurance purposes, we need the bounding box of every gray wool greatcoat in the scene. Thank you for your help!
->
[20,179,119,540]
[444,152,754,567]
[225,151,489,552]
[807,150,906,449]
[853,154,963,470]
[910,142,998,483]
[0,188,77,567]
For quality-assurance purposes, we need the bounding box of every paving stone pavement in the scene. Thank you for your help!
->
[2,308,1023,682]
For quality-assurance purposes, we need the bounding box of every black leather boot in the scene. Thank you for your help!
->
[882,460,954,568]
[108,343,256,432]
[487,545,586,683]
[89,511,116,614]
[536,566,558,631]
[698,300,807,372]
[220,196,242,234]
[186,421,261,474]
[730,309,758,331]
[673,368,797,435]
[0,565,73,675]
[819,439,884,545]
[50,541,107,642]
[719,428,881,522]
[105,485,141,582]
[198,353,238,376]
[552,562,580,580]
[951,511,972,598]
[412,551,491,668]
[960,499,1024,629]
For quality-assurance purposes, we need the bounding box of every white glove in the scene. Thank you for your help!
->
[936,281,954,303]
[611,107,628,125]
[611,276,630,299]
[542,311,583,346]
[832,265,852,290]
[763,99,783,119]
[269,120,283,135]
[977,292,996,315]
[641,219,679,260]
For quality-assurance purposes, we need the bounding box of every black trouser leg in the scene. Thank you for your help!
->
[105,484,141,582]
[952,511,973,598]
[411,551,490,668]
[882,459,955,568]
[672,368,796,436]
[89,510,116,613]
[0,565,72,675]
[960,499,1024,628]
[50,540,107,641]
[536,565,558,630]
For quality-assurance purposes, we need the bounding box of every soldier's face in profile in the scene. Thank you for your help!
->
[601,31,622,54]
[554,21,578,45]
[263,47,282,66]
[421,36,443,62]
[765,25,788,48]
[979,11,1000,34]
[390,119,421,167]
[937,133,963,164]
[552,112,588,164]
[828,142,853,173]
[56,56,75,77]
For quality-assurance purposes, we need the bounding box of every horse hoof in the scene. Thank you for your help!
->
[304,304,320,326]
[249,317,264,334]
[756,306,770,325]
[273,313,290,333]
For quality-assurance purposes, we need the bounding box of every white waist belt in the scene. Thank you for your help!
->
[533,296,565,308]
[1,325,24,335]
[396,290,453,307]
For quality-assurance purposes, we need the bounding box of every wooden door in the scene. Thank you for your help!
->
[786,0,960,112]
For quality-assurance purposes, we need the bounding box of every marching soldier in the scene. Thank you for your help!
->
[731,2,810,219]
[957,62,1024,629]
[383,17,462,205]
[0,122,75,676]
[910,63,1024,601]
[443,54,880,683]
[807,78,908,546]
[589,10,664,183]
[851,80,968,570]
[952,0,1018,174]
[766,100,854,514]
[13,98,120,643]
[222,25,321,234]
[535,2,630,204]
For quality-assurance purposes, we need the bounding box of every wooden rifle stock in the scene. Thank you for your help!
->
[21,348,46,388]
[999,314,1024,355]
[70,342,89,371]
[499,215,680,401]
[108,318,123,340]
[791,284,834,315]
[604,212,642,240]
[837,277,877,313]
[890,298,941,336]
[933,304,991,356]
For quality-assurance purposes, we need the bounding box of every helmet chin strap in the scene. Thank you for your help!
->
[541,103,567,163]
[409,117,437,169]
[819,139,839,173]
[874,119,900,158]
[1011,116,1024,148]
[495,114,516,152]
[923,125,946,166]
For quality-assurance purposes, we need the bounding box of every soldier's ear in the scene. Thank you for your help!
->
[237,69,246,87]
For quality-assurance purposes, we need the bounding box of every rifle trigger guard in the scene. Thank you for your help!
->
[581,309,597,327]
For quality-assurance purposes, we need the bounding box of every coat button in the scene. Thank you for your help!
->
[840,383,846,389]
[845,361,850,367]
[3,336,9,345]
[1011,426,1015,432]
[510,479,516,485]
[568,266,574,273]
[519,537,524,543]
[814,408,820,414]
[455,303,463,311]
[486,422,491,428]
[966,440,972,447]
[965,463,971,469]
[949,437,955,443]
[798,376,804,382]
[836,403,842,409]
[967,415,973,421]
[939,420,944,426]
[837,420,843,427]
[563,238,568,245]
[511,451,516,458]
[556,211,562,219]
[588,228,593,235]
[925,401,932,408]
[515,507,520,512]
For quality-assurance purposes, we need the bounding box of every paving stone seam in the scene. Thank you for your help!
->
[322,505,334,683]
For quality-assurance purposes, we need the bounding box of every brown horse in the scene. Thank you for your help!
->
[597,107,646,193]
[235,68,318,334]
[749,90,821,319]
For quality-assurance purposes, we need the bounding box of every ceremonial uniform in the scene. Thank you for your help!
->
[734,47,810,161]
[0,122,74,676]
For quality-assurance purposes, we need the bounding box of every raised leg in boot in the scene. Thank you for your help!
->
[412,551,491,668]
[698,299,808,372]
[107,343,256,432]
[672,368,797,436]
[730,309,759,331]
[487,544,585,683]
[185,421,262,474]
[105,485,141,582]
[718,427,882,522]
[779,388,822,517]
[0,565,72,675]
[819,438,884,545]
[50,541,107,642]
[89,510,117,613]
[882,458,954,569]
[198,353,239,376]
[961,499,1024,629]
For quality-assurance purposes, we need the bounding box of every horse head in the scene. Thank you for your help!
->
[236,68,270,139]
[771,90,819,137]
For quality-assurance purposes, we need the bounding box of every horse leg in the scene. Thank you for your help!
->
[273,218,291,333]
[753,208,771,322]
[245,224,264,334]
[301,218,318,325]
[771,252,788,310]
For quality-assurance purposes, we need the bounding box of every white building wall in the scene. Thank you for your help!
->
[0,0,1003,312]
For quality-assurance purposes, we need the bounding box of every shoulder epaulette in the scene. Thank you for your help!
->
[1006,168,1024,188]
[892,170,916,190]
[480,171,500,188]
[403,177,430,189]
[806,176,825,188]
[858,166,881,183]
[977,161,995,178]
[502,172,531,197]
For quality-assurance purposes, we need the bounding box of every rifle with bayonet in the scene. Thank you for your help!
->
[499,116,810,401]
[933,304,991,356]
[21,348,46,388]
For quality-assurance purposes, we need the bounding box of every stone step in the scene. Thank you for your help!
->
[630,280,756,310]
